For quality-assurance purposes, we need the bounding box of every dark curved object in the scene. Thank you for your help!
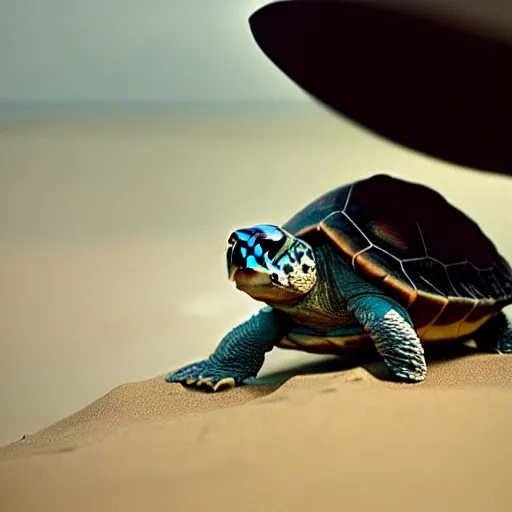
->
[249,1,512,175]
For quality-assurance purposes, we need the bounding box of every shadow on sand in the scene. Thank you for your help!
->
[248,342,480,387]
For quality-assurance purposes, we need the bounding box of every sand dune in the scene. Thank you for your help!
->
[1,352,511,512]
[1,109,511,511]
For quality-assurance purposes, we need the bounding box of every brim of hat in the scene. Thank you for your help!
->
[249,1,512,175]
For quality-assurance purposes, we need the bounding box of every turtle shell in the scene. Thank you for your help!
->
[283,175,512,341]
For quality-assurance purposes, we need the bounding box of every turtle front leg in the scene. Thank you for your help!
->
[348,294,427,382]
[166,307,287,391]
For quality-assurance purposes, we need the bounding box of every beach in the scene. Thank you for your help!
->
[1,104,511,510]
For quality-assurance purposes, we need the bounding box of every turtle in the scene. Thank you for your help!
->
[166,174,512,390]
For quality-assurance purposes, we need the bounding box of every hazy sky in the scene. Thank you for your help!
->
[0,0,306,102]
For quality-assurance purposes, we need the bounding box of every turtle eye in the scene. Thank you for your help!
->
[270,273,279,283]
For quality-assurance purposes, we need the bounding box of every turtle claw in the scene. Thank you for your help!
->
[166,360,241,392]
[212,377,236,391]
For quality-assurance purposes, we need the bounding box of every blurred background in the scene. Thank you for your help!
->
[1,0,511,445]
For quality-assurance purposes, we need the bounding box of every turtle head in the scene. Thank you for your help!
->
[227,224,317,303]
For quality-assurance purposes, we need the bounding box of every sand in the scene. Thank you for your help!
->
[1,106,511,511]
[1,353,512,511]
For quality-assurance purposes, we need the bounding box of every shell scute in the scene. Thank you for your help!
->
[320,211,370,262]
[403,258,456,297]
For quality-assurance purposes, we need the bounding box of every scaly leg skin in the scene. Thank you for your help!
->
[348,294,427,382]
[166,307,287,391]
[473,312,512,354]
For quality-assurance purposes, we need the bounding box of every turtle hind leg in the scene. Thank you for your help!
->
[473,312,512,354]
